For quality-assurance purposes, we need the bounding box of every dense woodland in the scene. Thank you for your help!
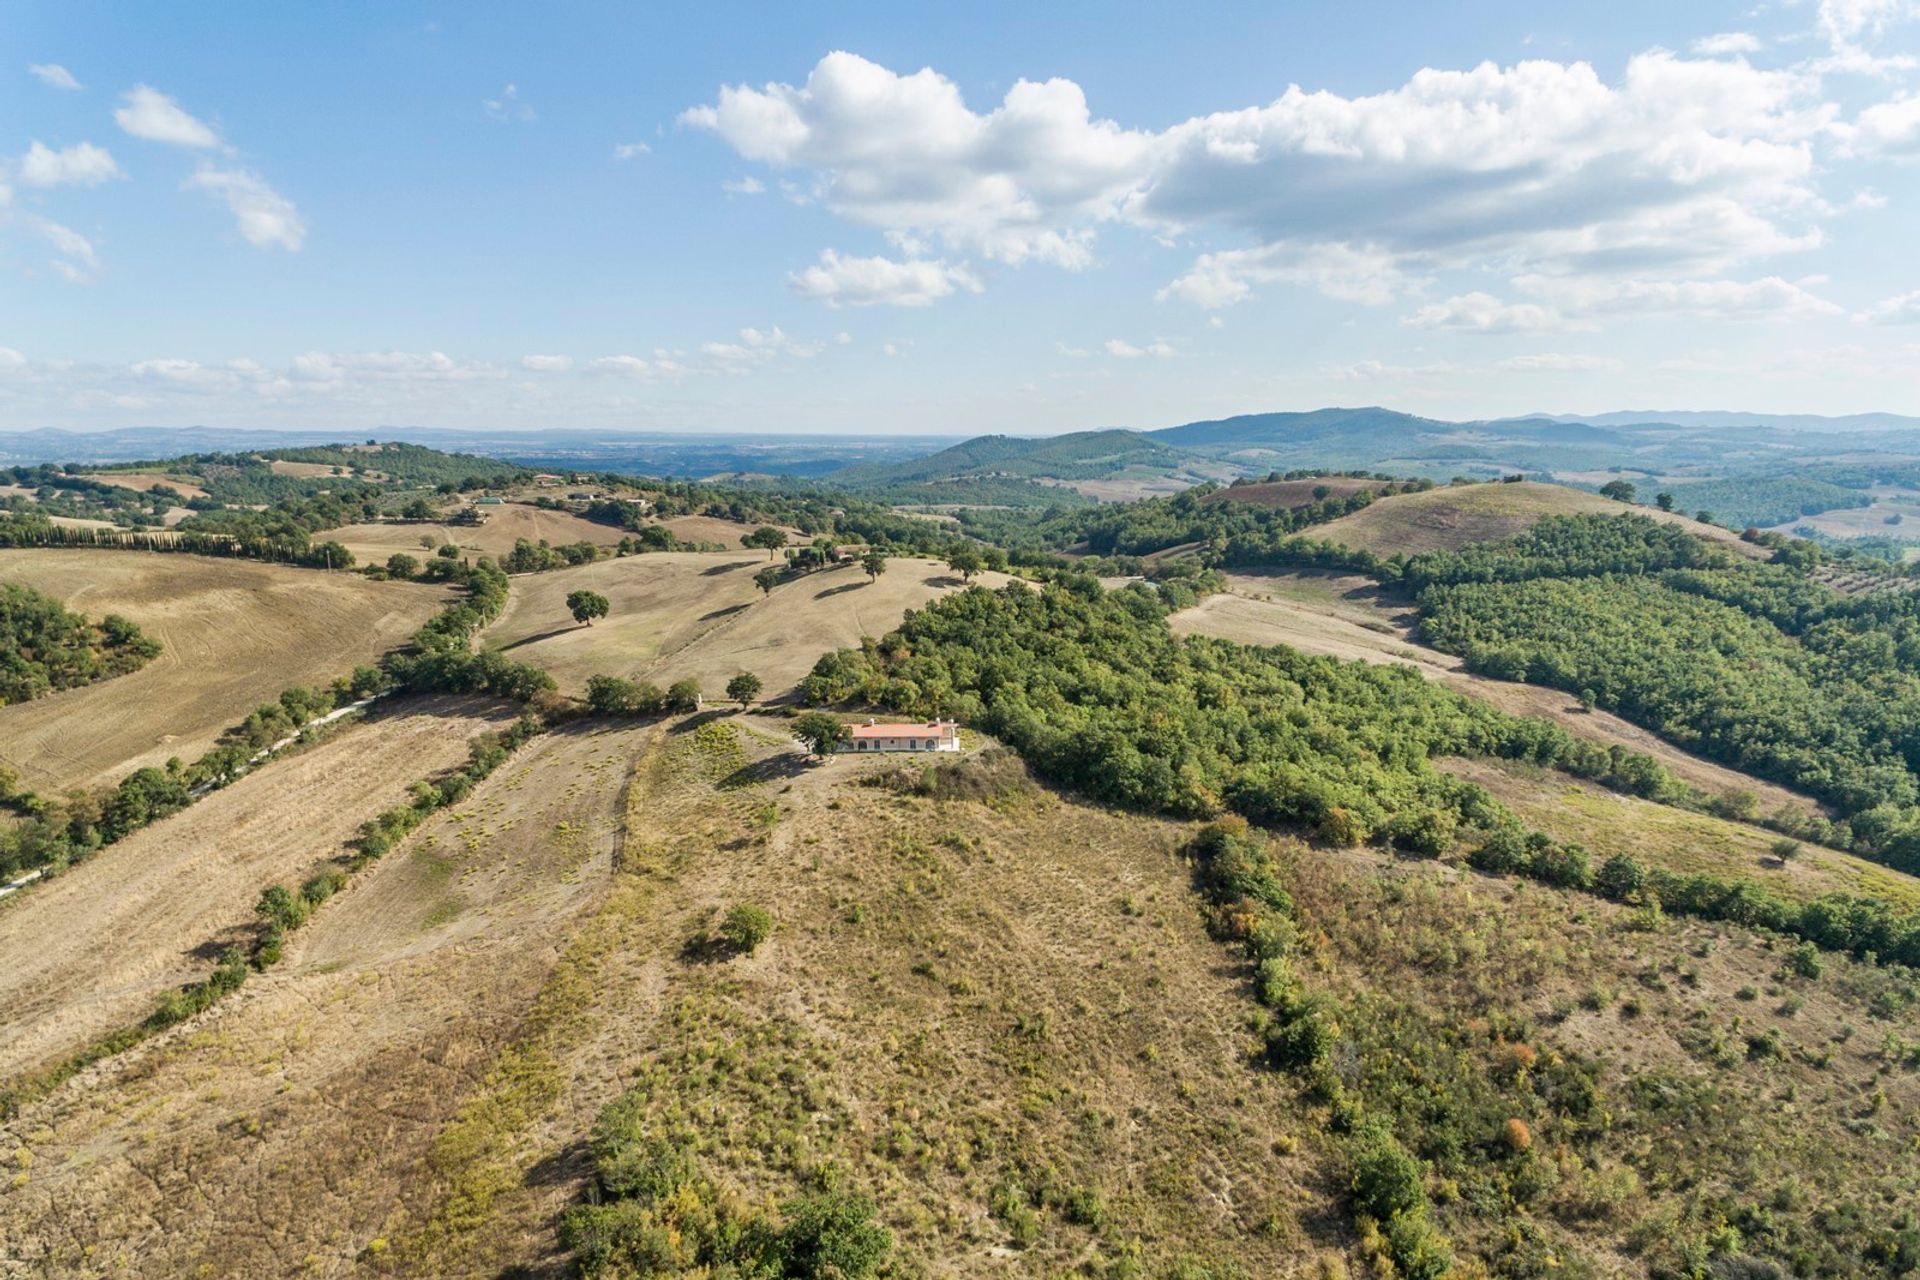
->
[1394,514,1920,868]
[0,583,161,705]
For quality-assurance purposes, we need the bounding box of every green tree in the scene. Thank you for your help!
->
[861,548,888,583]
[743,526,788,559]
[1655,491,1675,512]
[666,678,702,712]
[1599,479,1637,503]
[792,711,847,757]
[754,565,783,597]
[726,671,762,708]
[385,552,418,579]
[567,589,610,626]
[946,546,985,582]
[719,902,773,953]
[774,1192,893,1277]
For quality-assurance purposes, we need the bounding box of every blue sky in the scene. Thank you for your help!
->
[3,0,1920,433]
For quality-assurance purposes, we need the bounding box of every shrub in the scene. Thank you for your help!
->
[773,1192,893,1278]
[719,903,773,954]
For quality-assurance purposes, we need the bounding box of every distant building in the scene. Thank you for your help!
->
[848,719,960,752]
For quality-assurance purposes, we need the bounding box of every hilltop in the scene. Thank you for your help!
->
[1311,480,1771,557]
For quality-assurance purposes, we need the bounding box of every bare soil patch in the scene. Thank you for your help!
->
[0,550,450,794]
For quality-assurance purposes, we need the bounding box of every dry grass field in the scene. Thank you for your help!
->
[1314,481,1769,557]
[1172,570,1821,819]
[655,513,795,546]
[1199,476,1388,508]
[1766,484,1920,539]
[0,719,1343,1276]
[486,553,1009,699]
[74,472,210,500]
[0,550,449,794]
[1440,757,1920,913]
[322,501,628,564]
[6,716,1912,1276]
[0,698,513,1082]
[0,717,646,1278]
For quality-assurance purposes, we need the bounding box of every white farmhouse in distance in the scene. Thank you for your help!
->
[848,719,961,753]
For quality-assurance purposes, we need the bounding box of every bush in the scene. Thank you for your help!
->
[719,903,773,954]
[773,1192,893,1278]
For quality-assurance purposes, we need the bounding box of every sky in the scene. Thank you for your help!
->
[4,0,1920,435]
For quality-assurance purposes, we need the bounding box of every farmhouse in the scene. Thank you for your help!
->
[849,719,960,753]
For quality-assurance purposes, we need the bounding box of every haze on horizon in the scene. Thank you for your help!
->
[4,0,1920,436]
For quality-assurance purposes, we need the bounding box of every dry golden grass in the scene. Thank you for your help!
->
[1442,757,1920,912]
[74,472,210,500]
[0,719,648,1278]
[322,501,628,564]
[0,698,514,1082]
[0,550,451,794]
[1315,481,1768,557]
[485,554,1008,699]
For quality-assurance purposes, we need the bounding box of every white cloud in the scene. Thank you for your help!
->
[1405,292,1565,333]
[722,175,766,195]
[484,83,535,122]
[521,354,574,371]
[28,64,82,91]
[290,350,504,384]
[613,141,651,160]
[1848,94,1920,156]
[1812,0,1920,72]
[114,85,221,148]
[683,51,1151,269]
[1857,289,1920,323]
[1692,32,1762,56]
[788,249,982,307]
[186,167,305,250]
[587,354,655,378]
[29,217,98,280]
[1104,337,1176,359]
[691,51,1840,310]
[1513,273,1843,320]
[1160,242,1411,308]
[1494,352,1625,372]
[1056,342,1090,357]
[16,140,122,188]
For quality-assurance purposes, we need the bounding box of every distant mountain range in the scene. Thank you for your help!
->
[5,408,1919,502]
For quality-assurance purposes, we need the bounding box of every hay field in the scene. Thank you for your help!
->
[0,718,646,1277]
[486,553,1007,698]
[0,550,449,794]
[321,501,628,563]
[1313,481,1768,556]
[75,472,210,500]
[0,698,513,1081]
